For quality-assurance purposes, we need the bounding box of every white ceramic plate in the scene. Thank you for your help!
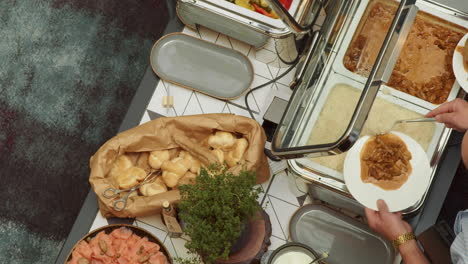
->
[343,132,431,212]
[453,33,468,92]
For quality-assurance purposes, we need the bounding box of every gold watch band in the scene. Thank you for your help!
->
[392,232,416,248]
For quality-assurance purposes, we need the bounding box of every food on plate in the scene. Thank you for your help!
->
[149,150,171,170]
[108,155,133,179]
[67,227,168,264]
[140,177,168,196]
[308,84,434,172]
[227,0,292,18]
[225,138,249,167]
[344,0,467,104]
[360,133,412,190]
[115,167,147,189]
[464,40,468,71]
[457,40,468,71]
[208,131,237,151]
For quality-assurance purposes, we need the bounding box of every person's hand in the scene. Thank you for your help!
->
[426,98,468,132]
[365,199,412,241]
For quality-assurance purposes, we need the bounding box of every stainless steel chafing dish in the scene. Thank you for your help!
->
[271,0,468,216]
[176,0,322,48]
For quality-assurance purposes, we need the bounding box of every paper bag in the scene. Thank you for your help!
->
[89,114,271,218]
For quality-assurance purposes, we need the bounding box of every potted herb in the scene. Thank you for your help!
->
[177,165,262,264]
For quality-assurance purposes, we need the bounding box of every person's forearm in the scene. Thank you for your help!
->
[399,240,430,264]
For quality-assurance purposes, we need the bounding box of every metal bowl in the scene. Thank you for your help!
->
[64,224,173,264]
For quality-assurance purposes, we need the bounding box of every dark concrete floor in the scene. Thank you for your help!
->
[0,0,168,262]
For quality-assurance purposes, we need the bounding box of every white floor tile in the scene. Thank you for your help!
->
[198,26,219,43]
[248,51,274,79]
[136,213,167,232]
[182,26,200,38]
[147,82,177,117]
[267,172,306,206]
[169,84,193,116]
[269,235,287,251]
[163,235,179,259]
[136,220,168,242]
[268,195,299,241]
[229,37,251,55]
[254,48,277,65]
[170,237,192,259]
[183,92,204,115]
[195,92,226,114]
[226,104,258,120]
[89,212,108,231]
[215,34,232,49]
[139,111,151,125]
[276,66,296,87]
[263,196,287,240]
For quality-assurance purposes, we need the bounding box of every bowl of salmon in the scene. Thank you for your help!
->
[65,224,172,264]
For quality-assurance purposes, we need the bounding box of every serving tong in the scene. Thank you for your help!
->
[103,170,161,211]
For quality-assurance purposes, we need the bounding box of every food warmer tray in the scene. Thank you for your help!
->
[271,0,468,216]
[331,0,467,111]
[176,0,321,48]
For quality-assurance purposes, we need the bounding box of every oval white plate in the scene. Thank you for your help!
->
[343,132,431,212]
[453,33,468,92]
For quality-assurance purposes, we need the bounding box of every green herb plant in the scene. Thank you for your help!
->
[177,165,262,264]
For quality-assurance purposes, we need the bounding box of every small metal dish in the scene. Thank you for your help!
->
[150,33,254,100]
[65,224,173,264]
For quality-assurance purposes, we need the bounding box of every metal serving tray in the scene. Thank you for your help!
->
[288,73,453,215]
[272,0,467,215]
[332,0,468,110]
[177,0,321,48]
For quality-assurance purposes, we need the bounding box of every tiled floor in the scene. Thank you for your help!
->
[89,25,402,263]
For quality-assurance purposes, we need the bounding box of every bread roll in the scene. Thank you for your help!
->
[211,149,225,164]
[179,151,201,174]
[115,167,146,189]
[109,155,133,179]
[208,131,236,151]
[162,158,190,176]
[136,152,151,173]
[178,171,197,186]
[225,138,249,167]
[140,181,168,196]
[162,171,181,188]
[148,150,170,169]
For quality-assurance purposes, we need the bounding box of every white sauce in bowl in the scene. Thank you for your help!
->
[273,251,314,264]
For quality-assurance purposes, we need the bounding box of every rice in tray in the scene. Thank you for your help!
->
[307,84,435,173]
[343,0,467,104]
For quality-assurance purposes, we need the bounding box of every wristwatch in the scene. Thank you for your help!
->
[392,232,416,248]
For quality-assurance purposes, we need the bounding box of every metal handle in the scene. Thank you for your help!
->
[398,117,436,124]
[103,188,121,199]
[113,198,128,211]
[264,0,311,35]
[346,0,418,146]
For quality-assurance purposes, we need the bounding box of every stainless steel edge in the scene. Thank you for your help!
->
[339,0,417,153]
[422,0,468,19]
[180,0,292,38]
[265,0,312,35]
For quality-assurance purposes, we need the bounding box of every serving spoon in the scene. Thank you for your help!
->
[379,117,437,135]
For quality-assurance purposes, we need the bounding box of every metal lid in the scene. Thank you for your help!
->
[289,204,395,264]
[271,0,418,159]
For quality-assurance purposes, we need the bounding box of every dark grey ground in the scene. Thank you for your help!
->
[0,0,168,263]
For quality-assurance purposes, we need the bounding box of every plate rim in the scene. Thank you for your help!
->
[343,131,431,212]
[453,33,468,92]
